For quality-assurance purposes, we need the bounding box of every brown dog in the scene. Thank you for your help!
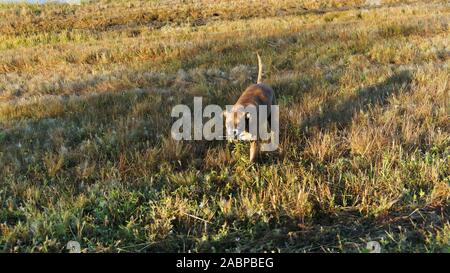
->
[224,53,276,162]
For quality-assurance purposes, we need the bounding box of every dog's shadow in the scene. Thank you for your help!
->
[253,70,413,165]
[299,70,413,133]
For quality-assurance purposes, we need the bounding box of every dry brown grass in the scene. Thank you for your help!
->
[0,0,448,253]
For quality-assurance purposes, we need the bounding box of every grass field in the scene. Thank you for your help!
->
[0,0,449,252]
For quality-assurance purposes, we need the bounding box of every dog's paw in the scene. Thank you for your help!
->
[237,131,255,141]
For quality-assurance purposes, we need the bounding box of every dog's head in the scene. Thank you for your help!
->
[223,106,254,141]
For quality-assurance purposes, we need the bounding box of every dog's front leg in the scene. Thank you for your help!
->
[250,141,259,162]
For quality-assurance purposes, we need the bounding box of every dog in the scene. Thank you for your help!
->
[224,53,276,162]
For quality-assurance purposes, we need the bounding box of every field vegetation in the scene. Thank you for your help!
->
[0,0,448,252]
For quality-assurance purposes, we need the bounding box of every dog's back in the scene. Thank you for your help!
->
[234,83,274,109]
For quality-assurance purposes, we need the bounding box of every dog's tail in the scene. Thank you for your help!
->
[256,52,263,84]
